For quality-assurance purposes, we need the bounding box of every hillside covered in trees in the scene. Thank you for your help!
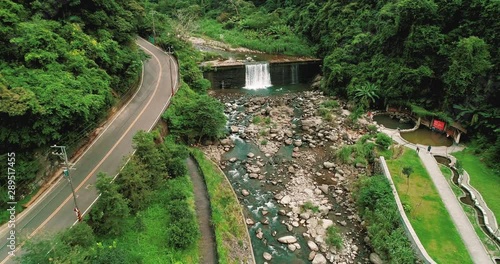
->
[0,0,144,150]
[0,0,145,200]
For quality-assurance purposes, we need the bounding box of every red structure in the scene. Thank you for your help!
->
[432,119,446,131]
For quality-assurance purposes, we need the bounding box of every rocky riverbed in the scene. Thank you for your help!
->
[201,90,382,264]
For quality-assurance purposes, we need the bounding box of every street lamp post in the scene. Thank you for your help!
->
[51,145,82,222]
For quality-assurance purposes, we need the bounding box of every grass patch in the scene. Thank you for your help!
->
[197,19,315,56]
[453,148,500,219]
[252,115,262,124]
[191,148,252,264]
[302,201,319,213]
[386,148,473,264]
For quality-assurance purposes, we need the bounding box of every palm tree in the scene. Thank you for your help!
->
[353,82,379,110]
[403,166,414,193]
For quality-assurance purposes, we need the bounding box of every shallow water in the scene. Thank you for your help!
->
[401,127,453,146]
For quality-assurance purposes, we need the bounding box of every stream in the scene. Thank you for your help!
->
[204,85,371,263]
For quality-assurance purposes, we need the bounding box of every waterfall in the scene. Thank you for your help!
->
[244,62,272,89]
[290,64,299,84]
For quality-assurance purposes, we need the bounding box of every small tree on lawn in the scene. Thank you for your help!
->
[402,166,413,193]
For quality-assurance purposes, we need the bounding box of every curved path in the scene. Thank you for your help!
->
[186,157,217,264]
[379,126,493,263]
[0,37,177,263]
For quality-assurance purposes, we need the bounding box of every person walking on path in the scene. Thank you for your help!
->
[416,146,420,153]
[427,145,432,154]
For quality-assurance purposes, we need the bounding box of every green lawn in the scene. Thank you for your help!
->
[386,149,473,264]
[453,149,500,219]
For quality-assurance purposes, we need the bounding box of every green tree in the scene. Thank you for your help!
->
[88,173,130,237]
[164,87,227,143]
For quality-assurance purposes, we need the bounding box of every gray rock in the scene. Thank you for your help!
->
[339,220,347,226]
[247,152,255,158]
[281,195,291,205]
[309,251,317,261]
[312,253,327,264]
[245,218,254,225]
[288,244,297,251]
[230,126,239,133]
[263,252,272,261]
[241,189,250,196]
[323,161,335,169]
[229,157,237,162]
[278,235,297,244]
[293,139,303,147]
[370,253,383,264]
[308,240,319,252]
[318,184,329,195]
[220,138,232,146]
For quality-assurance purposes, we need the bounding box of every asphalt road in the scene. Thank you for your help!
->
[0,37,177,263]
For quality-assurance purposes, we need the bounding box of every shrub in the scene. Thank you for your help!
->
[260,140,268,145]
[167,218,199,250]
[326,226,343,249]
[321,100,340,109]
[252,116,262,124]
[302,201,319,213]
[376,133,392,149]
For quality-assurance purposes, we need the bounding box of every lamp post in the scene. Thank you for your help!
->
[51,145,82,222]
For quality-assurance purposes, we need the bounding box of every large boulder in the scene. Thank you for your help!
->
[307,240,319,252]
[278,235,297,244]
[263,252,272,261]
[312,253,327,264]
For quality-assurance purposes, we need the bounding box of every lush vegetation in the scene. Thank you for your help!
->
[191,148,252,264]
[21,131,200,263]
[335,132,390,166]
[0,0,144,208]
[453,148,500,219]
[386,148,472,264]
[354,175,416,263]
[0,0,143,150]
[163,84,226,144]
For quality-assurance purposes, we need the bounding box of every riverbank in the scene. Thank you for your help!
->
[200,90,380,263]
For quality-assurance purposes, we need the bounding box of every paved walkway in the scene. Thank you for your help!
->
[380,127,493,263]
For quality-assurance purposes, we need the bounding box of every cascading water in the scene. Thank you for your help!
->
[290,64,299,84]
[244,62,272,89]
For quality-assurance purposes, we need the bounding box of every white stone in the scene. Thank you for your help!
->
[278,235,297,244]
[308,240,319,251]
[312,253,327,264]
[281,195,291,205]
[323,162,335,169]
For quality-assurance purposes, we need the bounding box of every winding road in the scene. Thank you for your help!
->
[0,37,177,263]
